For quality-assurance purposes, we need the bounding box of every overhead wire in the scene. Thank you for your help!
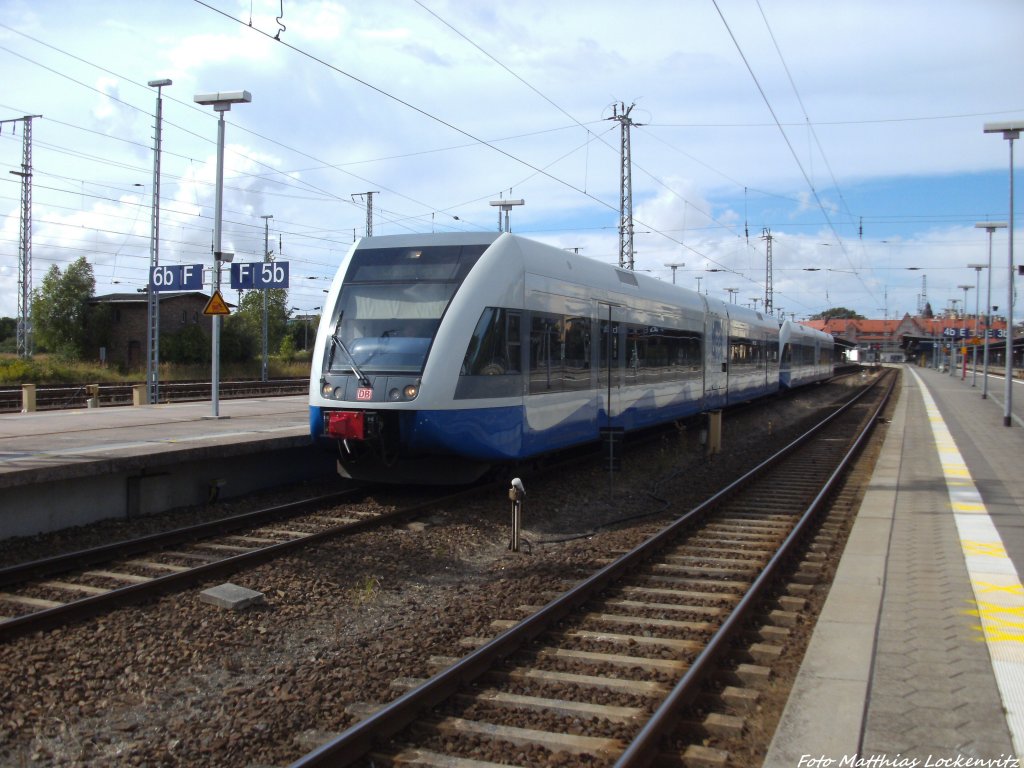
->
[754,0,858,232]
[710,0,881,311]
[2,9,1000,316]
[0,7,905,301]
[0,22,481,235]
[191,2,617,211]
[410,0,751,270]
[190,0,742,270]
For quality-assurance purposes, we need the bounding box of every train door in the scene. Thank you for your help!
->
[598,302,623,424]
[704,307,728,410]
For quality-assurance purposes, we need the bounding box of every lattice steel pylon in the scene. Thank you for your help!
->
[2,115,42,358]
[608,103,640,270]
[147,80,171,403]
[761,227,773,315]
[353,191,378,237]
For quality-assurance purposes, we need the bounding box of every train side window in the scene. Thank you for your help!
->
[671,329,702,379]
[563,316,591,390]
[462,307,521,376]
[624,324,645,384]
[529,313,564,394]
[455,307,524,399]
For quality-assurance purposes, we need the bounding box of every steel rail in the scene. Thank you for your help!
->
[615,368,896,766]
[289,370,894,768]
[0,490,361,588]
[0,484,488,643]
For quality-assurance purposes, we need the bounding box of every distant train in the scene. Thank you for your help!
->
[308,232,835,483]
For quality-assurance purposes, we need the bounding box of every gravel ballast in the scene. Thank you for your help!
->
[0,379,872,766]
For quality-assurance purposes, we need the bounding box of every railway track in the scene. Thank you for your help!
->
[0,486,483,642]
[290,369,896,768]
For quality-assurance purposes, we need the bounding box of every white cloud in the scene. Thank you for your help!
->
[1,0,1023,320]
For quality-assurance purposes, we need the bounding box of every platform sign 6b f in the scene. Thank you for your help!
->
[230,262,289,290]
[150,264,204,291]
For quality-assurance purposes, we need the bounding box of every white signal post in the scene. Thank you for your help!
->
[260,214,273,383]
[975,222,1007,399]
[968,262,986,387]
[194,90,251,418]
[983,121,1021,427]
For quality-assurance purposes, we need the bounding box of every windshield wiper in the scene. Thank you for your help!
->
[327,316,371,387]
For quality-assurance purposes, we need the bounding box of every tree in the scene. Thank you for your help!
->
[922,302,934,319]
[31,256,97,357]
[808,307,864,321]
[221,315,257,363]
[0,317,15,354]
[289,311,320,351]
[231,288,290,357]
[0,317,15,343]
[161,324,209,364]
[278,332,297,363]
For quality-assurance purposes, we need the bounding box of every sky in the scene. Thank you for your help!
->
[1,0,1022,325]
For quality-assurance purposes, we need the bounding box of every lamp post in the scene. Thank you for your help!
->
[664,262,684,285]
[146,78,171,404]
[984,121,1021,426]
[260,214,273,383]
[194,90,251,418]
[958,284,973,379]
[488,198,524,233]
[946,296,954,376]
[974,223,1007,399]
[968,263,986,387]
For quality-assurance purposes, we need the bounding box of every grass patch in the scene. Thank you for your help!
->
[0,354,312,386]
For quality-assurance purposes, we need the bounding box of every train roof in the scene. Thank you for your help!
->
[781,319,835,344]
[349,232,779,332]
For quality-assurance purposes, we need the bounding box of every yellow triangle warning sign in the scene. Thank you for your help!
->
[203,290,231,316]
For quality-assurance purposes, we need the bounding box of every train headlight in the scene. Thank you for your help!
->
[403,384,418,400]
[388,388,401,401]
[321,381,334,398]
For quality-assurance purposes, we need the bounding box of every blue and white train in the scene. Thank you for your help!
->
[308,232,834,483]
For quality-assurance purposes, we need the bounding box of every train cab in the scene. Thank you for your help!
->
[779,320,835,388]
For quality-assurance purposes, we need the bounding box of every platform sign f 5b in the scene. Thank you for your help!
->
[230,262,289,289]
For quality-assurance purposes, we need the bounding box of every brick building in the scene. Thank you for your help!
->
[89,292,218,368]
[805,313,1012,366]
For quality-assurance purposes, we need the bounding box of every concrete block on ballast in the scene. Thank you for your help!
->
[200,583,265,610]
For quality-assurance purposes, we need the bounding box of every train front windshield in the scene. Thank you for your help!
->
[324,244,487,375]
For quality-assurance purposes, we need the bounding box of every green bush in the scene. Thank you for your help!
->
[0,355,124,385]
[0,352,311,385]
[161,326,209,364]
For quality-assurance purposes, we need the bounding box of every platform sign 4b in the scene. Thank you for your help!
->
[230,262,289,290]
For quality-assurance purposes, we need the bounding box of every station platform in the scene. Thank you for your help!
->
[766,365,1024,766]
[0,395,336,540]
